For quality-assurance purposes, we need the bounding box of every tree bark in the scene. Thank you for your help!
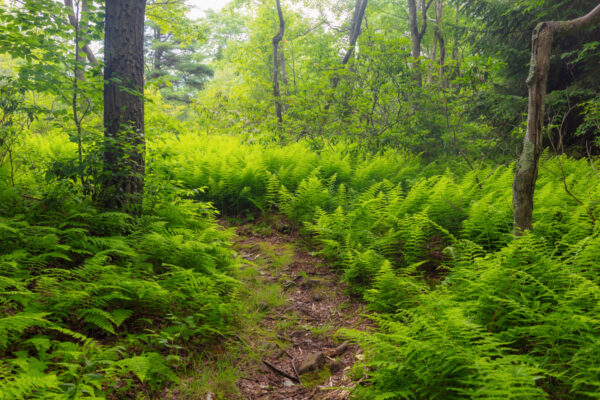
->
[153,26,163,72]
[272,0,285,123]
[341,0,368,66]
[330,0,368,89]
[102,0,147,214]
[64,0,98,66]
[279,48,289,112]
[408,0,433,86]
[451,0,460,81]
[513,3,600,235]
[70,0,85,188]
[434,0,446,87]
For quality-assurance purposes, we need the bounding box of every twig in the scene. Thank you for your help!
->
[274,342,301,382]
[290,358,301,383]
[324,341,349,357]
[262,359,300,383]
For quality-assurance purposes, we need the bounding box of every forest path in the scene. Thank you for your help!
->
[227,216,371,400]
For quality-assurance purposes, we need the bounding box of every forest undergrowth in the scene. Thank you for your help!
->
[152,134,600,399]
[1,132,600,399]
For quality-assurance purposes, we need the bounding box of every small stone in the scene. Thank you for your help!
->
[299,351,325,374]
[283,378,295,387]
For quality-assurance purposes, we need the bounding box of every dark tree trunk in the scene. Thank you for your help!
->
[341,0,368,66]
[408,0,433,86]
[331,0,368,89]
[451,0,460,81]
[434,0,446,87]
[513,4,600,235]
[272,0,285,124]
[102,0,147,214]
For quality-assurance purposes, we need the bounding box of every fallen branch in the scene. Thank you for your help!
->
[324,341,349,357]
[290,358,301,383]
[262,359,300,383]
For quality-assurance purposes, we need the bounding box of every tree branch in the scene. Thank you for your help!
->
[63,0,98,66]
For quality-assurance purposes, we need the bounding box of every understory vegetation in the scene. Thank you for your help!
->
[153,133,600,399]
[3,113,600,399]
[0,156,240,398]
[1,0,600,398]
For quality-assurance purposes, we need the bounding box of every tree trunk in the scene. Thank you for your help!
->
[513,3,600,235]
[408,0,433,86]
[102,0,147,214]
[272,0,285,124]
[451,0,460,80]
[435,1,446,87]
[330,0,368,89]
[64,0,97,66]
[153,26,163,72]
[341,0,368,66]
[279,48,289,112]
[70,0,85,188]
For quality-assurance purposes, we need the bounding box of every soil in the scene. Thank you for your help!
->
[229,217,372,400]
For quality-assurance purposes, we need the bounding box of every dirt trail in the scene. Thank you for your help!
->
[229,218,371,400]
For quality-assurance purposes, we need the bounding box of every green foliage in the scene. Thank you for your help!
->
[0,192,239,398]
[156,133,600,398]
[2,0,600,398]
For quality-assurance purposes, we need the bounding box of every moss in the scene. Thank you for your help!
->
[519,139,536,171]
[301,366,331,389]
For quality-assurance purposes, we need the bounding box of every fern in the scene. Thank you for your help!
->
[0,313,49,350]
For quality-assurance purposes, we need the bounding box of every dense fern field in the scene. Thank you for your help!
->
[4,0,600,397]
[2,128,600,398]
[152,134,600,399]
[0,152,240,397]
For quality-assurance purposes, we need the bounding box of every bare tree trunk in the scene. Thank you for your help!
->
[279,48,289,112]
[70,0,85,188]
[513,4,600,235]
[331,0,368,89]
[102,0,147,214]
[341,0,368,66]
[272,0,285,124]
[451,0,460,81]
[435,0,446,87]
[153,26,162,72]
[408,0,433,86]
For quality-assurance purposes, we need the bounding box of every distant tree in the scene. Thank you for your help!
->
[408,0,434,86]
[331,0,368,89]
[272,0,285,123]
[102,0,147,213]
[146,21,213,103]
[144,0,214,104]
